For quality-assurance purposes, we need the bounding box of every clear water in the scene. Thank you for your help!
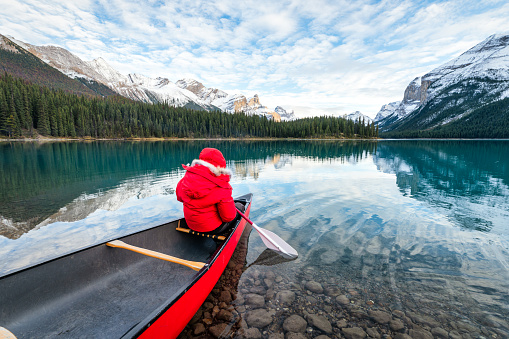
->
[1,140,508,338]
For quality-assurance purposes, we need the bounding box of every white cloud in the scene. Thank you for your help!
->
[1,0,509,118]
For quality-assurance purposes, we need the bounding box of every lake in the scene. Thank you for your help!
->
[1,140,508,338]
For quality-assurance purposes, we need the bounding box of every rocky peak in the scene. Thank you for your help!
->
[248,94,261,107]
[0,35,20,53]
[267,111,281,122]
[403,77,422,103]
[176,78,205,95]
[374,102,400,121]
[87,57,126,84]
[274,106,296,121]
[233,96,248,112]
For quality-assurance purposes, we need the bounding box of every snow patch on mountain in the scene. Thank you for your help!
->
[346,111,373,124]
[275,106,297,121]
[374,102,400,121]
[87,57,127,84]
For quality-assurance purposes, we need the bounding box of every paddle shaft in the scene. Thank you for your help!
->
[236,208,254,226]
[106,240,206,271]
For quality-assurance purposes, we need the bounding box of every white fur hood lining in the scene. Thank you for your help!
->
[190,159,232,177]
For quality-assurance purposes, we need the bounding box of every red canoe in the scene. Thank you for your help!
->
[0,194,253,338]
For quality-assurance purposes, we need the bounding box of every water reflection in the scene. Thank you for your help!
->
[374,140,509,233]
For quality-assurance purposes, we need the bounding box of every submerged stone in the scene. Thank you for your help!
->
[209,323,228,338]
[276,290,296,305]
[305,281,324,294]
[244,327,262,339]
[245,293,265,308]
[283,314,307,333]
[342,327,367,339]
[307,314,332,334]
[369,310,391,324]
[246,309,274,328]
[389,319,405,331]
[408,329,433,339]
[336,295,350,305]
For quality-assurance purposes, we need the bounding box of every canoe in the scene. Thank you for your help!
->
[0,193,253,338]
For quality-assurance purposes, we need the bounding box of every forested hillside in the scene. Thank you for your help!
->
[382,97,509,138]
[0,74,378,139]
[0,37,115,97]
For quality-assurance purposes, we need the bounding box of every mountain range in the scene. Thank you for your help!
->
[0,34,295,122]
[2,32,508,137]
[374,34,509,137]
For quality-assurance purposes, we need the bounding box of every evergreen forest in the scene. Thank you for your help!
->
[382,97,509,139]
[0,73,379,139]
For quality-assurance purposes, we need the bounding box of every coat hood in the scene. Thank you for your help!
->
[181,160,232,190]
[199,148,227,169]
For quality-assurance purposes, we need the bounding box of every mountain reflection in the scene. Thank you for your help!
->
[0,141,378,239]
[374,140,509,232]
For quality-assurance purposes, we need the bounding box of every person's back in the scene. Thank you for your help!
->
[176,148,237,233]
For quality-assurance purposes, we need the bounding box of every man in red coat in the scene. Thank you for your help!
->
[176,148,242,234]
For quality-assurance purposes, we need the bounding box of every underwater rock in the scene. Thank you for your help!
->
[246,309,275,328]
[307,314,332,334]
[336,295,350,305]
[389,319,405,331]
[276,290,296,305]
[245,294,266,308]
[341,326,367,339]
[244,327,262,339]
[368,310,391,324]
[305,281,324,294]
[283,314,307,333]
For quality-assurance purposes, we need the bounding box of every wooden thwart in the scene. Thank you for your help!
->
[106,240,206,271]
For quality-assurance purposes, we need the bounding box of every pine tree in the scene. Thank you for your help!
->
[0,90,8,136]
[37,99,50,136]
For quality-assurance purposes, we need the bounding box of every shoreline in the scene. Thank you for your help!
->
[0,136,381,142]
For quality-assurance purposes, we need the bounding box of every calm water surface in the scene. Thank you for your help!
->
[1,140,508,338]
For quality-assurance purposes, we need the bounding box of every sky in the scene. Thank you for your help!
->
[1,0,509,118]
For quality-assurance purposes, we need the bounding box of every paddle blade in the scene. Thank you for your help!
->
[248,248,298,268]
[251,223,298,259]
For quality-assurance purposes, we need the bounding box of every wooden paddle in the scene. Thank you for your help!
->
[236,208,298,259]
[0,327,17,339]
[106,240,206,271]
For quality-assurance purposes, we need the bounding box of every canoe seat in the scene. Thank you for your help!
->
[175,198,247,241]
[176,221,228,241]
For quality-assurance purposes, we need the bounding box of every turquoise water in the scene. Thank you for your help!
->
[1,140,508,337]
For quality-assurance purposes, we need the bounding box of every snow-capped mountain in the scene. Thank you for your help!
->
[345,111,373,124]
[274,106,296,121]
[7,36,106,82]
[176,79,295,121]
[374,102,400,121]
[4,35,293,118]
[377,34,509,132]
[374,77,421,128]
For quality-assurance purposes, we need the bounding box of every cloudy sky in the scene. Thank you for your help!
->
[1,0,509,118]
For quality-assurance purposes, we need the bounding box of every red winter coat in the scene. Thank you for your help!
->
[176,149,236,232]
